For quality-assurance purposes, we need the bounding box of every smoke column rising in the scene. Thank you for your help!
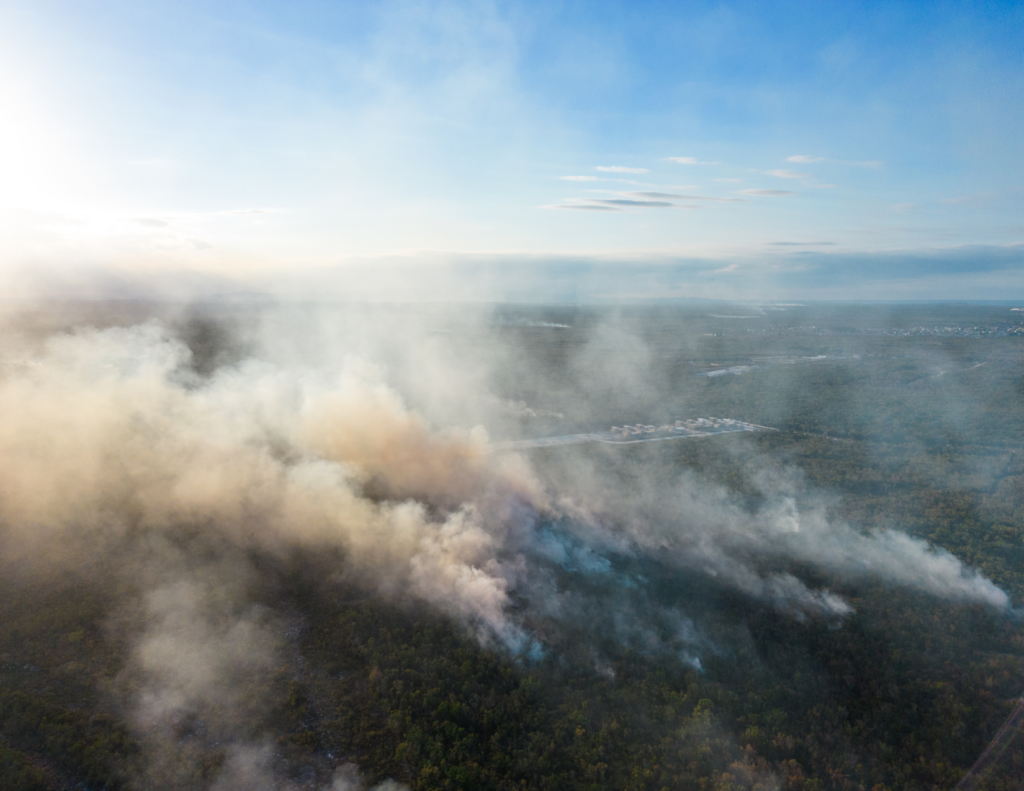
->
[0,308,1011,786]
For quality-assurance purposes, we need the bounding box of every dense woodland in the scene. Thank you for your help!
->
[2,302,1024,790]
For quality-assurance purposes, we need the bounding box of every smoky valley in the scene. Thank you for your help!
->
[2,300,1024,791]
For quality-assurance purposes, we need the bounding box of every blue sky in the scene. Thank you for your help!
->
[1,0,1022,301]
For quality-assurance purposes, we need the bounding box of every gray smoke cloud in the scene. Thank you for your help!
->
[120,556,283,789]
[546,460,1008,616]
[0,307,1010,786]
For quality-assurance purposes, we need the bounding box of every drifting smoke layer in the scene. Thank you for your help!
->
[0,319,1011,786]
[0,320,1010,632]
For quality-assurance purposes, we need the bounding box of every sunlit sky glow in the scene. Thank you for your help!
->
[1,0,1022,301]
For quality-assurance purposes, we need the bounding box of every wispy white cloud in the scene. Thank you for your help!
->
[556,176,700,189]
[890,202,916,213]
[739,189,797,196]
[545,189,717,212]
[768,169,810,179]
[626,191,689,200]
[594,198,674,208]
[595,165,649,173]
[715,178,742,183]
[768,169,834,189]
[786,155,882,168]
[598,190,743,203]
[574,193,677,208]
[665,156,719,165]
[543,203,623,212]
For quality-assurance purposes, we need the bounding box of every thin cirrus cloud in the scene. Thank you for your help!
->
[787,155,883,168]
[595,166,649,173]
[768,169,810,180]
[738,189,797,196]
[560,176,658,186]
[568,196,678,209]
[544,189,745,212]
[543,199,674,212]
[596,199,674,207]
[766,170,834,188]
[625,191,743,203]
[627,191,691,200]
[665,157,720,165]
[549,205,621,211]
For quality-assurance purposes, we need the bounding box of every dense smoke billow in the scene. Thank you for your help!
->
[0,304,1009,787]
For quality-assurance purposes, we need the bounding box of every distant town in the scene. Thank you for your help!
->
[489,417,772,452]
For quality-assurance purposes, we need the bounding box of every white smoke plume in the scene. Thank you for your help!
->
[0,317,1008,634]
[0,322,543,636]
[205,748,409,791]
[0,310,1011,786]
[118,555,283,790]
